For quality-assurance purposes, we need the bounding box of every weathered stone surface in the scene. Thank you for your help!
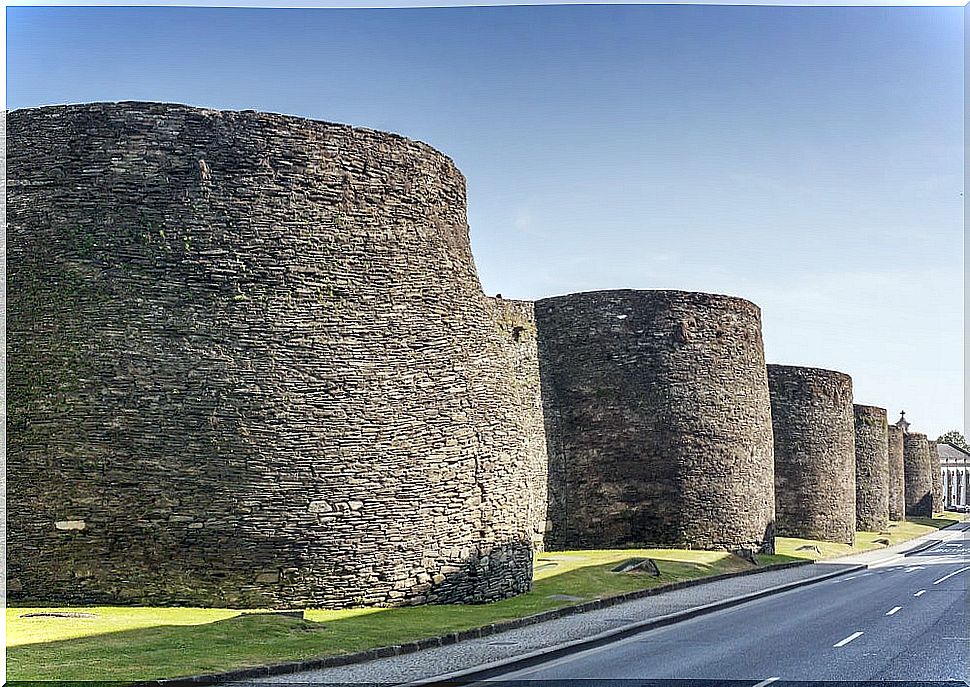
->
[487,297,548,552]
[903,432,934,517]
[886,425,906,520]
[536,289,776,553]
[7,102,536,608]
[768,365,855,545]
[853,404,889,532]
[928,440,942,514]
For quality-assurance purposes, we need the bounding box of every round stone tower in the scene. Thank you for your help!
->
[928,440,942,514]
[853,404,889,532]
[768,365,856,545]
[903,432,934,517]
[536,289,776,553]
[7,102,537,608]
[886,424,906,521]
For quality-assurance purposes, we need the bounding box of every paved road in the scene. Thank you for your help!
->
[486,523,970,686]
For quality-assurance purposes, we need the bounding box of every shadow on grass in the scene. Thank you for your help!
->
[909,514,962,529]
[8,554,772,682]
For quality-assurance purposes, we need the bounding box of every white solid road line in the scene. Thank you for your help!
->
[833,631,864,648]
[932,565,970,585]
[885,606,902,616]
[914,590,927,597]
[751,678,781,687]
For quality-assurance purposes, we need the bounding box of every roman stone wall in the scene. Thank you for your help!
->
[487,297,549,551]
[928,440,942,514]
[886,425,906,520]
[536,289,776,553]
[903,432,934,517]
[853,405,889,532]
[768,365,856,545]
[7,102,536,608]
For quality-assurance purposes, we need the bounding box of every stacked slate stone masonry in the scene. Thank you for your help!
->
[886,425,907,521]
[853,405,890,532]
[8,102,541,608]
[488,297,549,552]
[903,433,935,517]
[767,365,857,546]
[8,101,936,609]
[536,290,776,554]
[929,440,943,513]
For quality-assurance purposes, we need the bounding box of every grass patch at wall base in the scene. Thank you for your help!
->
[9,514,963,683]
[8,548,791,682]
[774,512,965,560]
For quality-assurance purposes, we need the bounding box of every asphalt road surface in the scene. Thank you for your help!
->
[484,523,970,687]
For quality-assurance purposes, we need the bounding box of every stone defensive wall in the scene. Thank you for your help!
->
[929,440,942,513]
[903,432,934,517]
[486,297,549,551]
[886,425,906,521]
[853,405,889,532]
[7,102,538,608]
[536,289,776,553]
[768,365,856,545]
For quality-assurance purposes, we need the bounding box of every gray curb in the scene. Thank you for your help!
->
[903,538,944,556]
[141,560,819,686]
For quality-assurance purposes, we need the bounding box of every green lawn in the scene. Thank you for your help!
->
[775,512,965,561]
[7,548,793,682]
[9,513,962,683]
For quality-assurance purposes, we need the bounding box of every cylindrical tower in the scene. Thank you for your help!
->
[903,432,934,517]
[536,289,776,553]
[886,425,906,520]
[768,365,856,545]
[853,405,889,532]
[928,440,942,514]
[7,102,536,608]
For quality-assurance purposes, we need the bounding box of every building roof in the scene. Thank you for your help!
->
[938,442,970,463]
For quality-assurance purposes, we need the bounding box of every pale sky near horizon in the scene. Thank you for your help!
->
[6,3,965,438]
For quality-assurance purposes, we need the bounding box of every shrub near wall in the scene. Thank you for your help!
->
[7,102,537,608]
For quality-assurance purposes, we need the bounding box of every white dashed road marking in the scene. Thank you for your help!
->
[833,631,864,648]
[933,566,970,585]
[751,678,781,687]
[914,590,926,597]
[885,606,902,616]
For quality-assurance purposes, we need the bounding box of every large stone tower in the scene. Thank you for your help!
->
[7,102,540,608]
[768,365,856,545]
[853,404,890,532]
[903,432,934,517]
[536,289,776,553]
[928,440,943,514]
[886,424,906,520]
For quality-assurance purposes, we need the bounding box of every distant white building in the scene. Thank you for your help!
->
[939,442,970,508]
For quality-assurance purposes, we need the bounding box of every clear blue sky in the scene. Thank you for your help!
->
[7,4,965,437]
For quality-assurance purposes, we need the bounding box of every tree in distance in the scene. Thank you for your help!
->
[937,430,969,451]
